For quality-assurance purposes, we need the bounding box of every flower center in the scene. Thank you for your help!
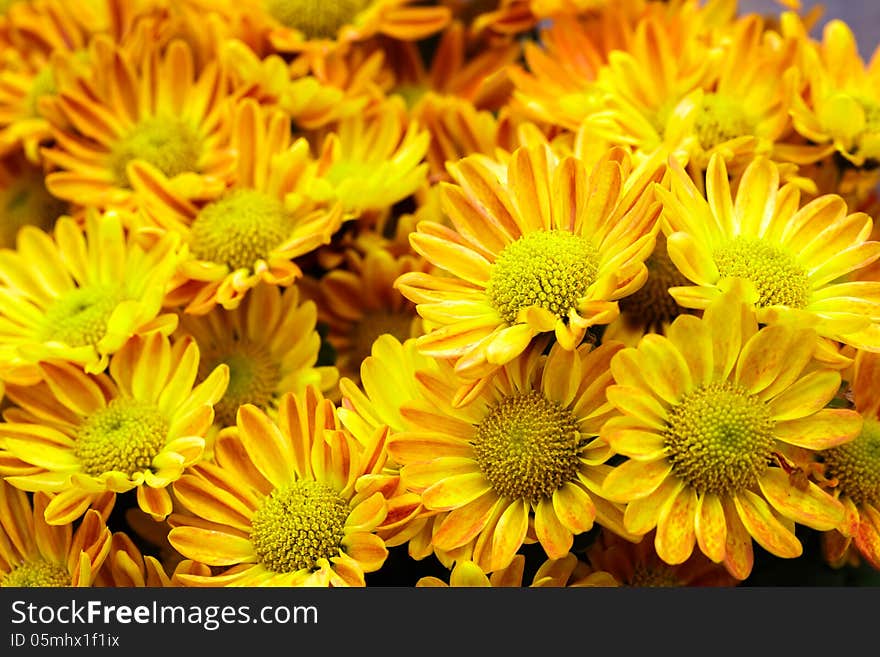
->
[200,340,281,427]
[25,67,57,118]
[664,380,775,495]
[74,398,169,477]
[619,235,690,332]
[628,564,682,588]
[472,390,581,502]
[713,237,810,309]
[109,116,202,188]
[693,93,752,151]
[188,189,292,272]
[1,560,70,587]
[250,480,349,573]
[39,284,125,347]
[822,418,880,507]
[0,166,65,248]
[347,309,413,368]
[487,230,599,325]
[264,0,371,39]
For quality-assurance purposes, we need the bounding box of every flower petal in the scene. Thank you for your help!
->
[733,489,802,559]
[534,497,573,559]
[758,468,845,531]
[602,458,673,503]
[694,492,727,563]
[167,527,256,566]
[773,409,862,450]
[422,472,493,511]
[654,486,697,565]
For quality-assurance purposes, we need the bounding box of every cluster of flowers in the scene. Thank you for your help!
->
[0,0,879,589]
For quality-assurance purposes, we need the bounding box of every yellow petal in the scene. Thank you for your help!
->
[422,472,493,511]
[666,231,719,285]
[654,486,697,565]
[551,482,596,534]
[534,497,573,559]
[767,370,841,421]
[432,491,498,550]
[602,458,673,503]
[167,527,256,566]
[773,409,862,450]
[757,469,845,531]
[733,489,802,559]
[490,499,529,571]
[694,492,727,563]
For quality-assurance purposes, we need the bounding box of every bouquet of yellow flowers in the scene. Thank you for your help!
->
[1,0,878,589]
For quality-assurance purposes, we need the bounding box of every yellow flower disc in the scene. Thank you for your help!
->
[264,0,371,39]
[693,93,752,150]
[110,116,203,187]
[713,238,811,308]
[1,560,70,587]
[39,285,125,347]
[200,341,281,427]
[823,418,880,507]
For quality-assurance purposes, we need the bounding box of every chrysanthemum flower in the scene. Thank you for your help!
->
[0,209,181,376]
[304,245,426,384]
[396,143,664,386]
[168,387,391,586]
[659,153,880,352]
[40,34,237,209]
[130,97,343,314]
[250,0,451,55]
[389,338,636,573]
[0,332,229,524]
[94,531,210,587]
[0,152,66,248]
[416,552,617,587]
[585,529,741,587]
[600,281,858,580]
[175,282,338,429]
[0,483,111,587]
[818,349,880,570]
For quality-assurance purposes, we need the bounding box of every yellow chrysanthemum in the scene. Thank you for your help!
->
[0,483,111,587]
[600,282,858,580]
[396,143,664,388]
[0,332,229,524]
[175,282,338,429]
[659,153,880,352]
[818,349,880,570]
[167,388,391,586]
[416,553,617,587]
[304,245,426,384]
[94,531,210,587]
[130,98,343,314]
[585,529,741,587]
[250,0,451,55]
[40,34,237,209]
[0,152,67,248]
[388,338,636,573]
[0,209,181,377]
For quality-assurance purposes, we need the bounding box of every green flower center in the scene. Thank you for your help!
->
[713,237,811,309]
[619,235,689,332]
[188,189,292,271]
[693,93,752,151]
[664,380,775,495]
[472,390,582,502]
[822,418,880,507]
[0,166,66,248]
[110,116,203,188]
[347,309,413,369]
[200,340,281,427]
[250,481,349,573]
[39,285,125,348]
[487,230,599,325]
[1,560,70,587]
[264,0,371,39]
[74,398,169,477]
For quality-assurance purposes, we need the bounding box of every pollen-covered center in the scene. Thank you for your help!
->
[472,390,581,502]
[0,166,66,248]
[347,309,413,369]
[619,235,690,332]
[1,560,70,587]
[110,116,202,187]
[264,0,371,39]
[487,230,599,325]
[664,380,775,495]
[200,340,281,427]
[39,284,125,347]
[693,93,752,150]
[74,398,169,477]
[250,480,350,573]
[189,189,292,272]
[628,564,682,588]
[822,418,880,507]
[713,237,810,309]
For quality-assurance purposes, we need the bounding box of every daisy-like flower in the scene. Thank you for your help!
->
[175,282,338,429]
[40,34,237,210]
[0,152,67,248]
[388,338,636,573]
[94,531,211,587]
[818,349,880,570]
[0,332,229,524]
[303,244,426,384]
[395,143,664,386]
[585,529,741,587]
[0,209,181,377]
[167,387,391,586]
[250,0,451,55]
[416,552,617,587]
[0,483,111,587]
[659,153,880,352]
[130,97,343,314]
[600,281,858,580]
